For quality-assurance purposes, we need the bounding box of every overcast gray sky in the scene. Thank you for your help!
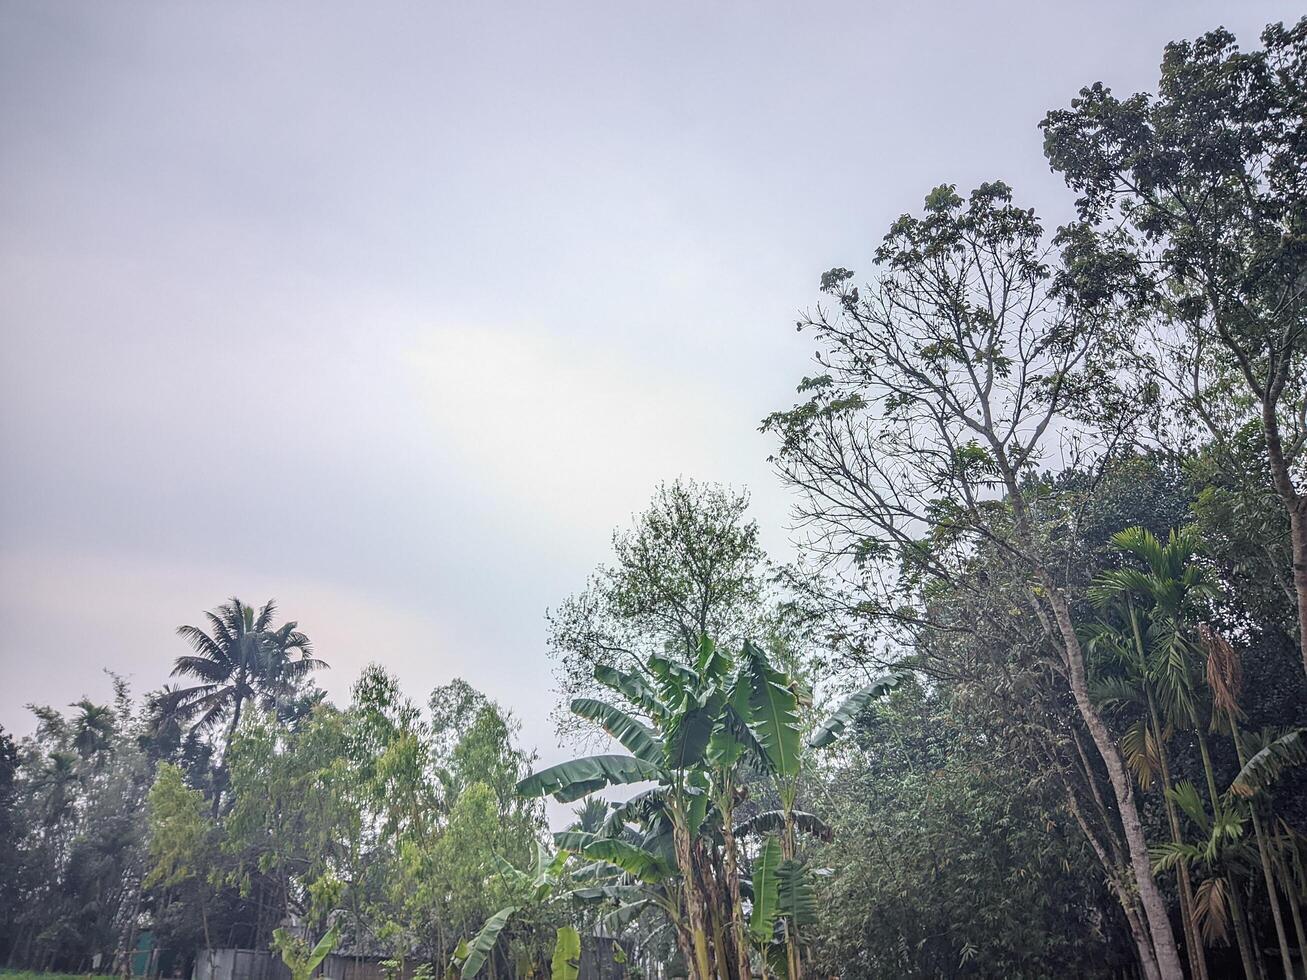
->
[1,1,1297,783]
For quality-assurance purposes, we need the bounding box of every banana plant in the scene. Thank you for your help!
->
[271,925,340,980]
[453,842,574,978]
[517,636,808,979]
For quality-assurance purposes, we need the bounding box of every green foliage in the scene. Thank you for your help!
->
[748,837,782,942]
[569,698,662,765]
[741,641,803,778]
[271,925,340,980]
[550,926,581,980]
[145,762,211,888]
[1230,729,1307,798]
[808,675,901,749]
[455,906,516,978]
[516,754,660,803]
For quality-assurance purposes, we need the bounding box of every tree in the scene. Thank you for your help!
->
[808,679,1128,978]
[1042,18,1307,679]
[546,480,769,714]
[146,763,216,948]
[169,597,324,810]
[763,182,1185,978]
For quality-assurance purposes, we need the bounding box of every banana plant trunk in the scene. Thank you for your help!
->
[781,801,801,980]
[699,843,731,977]
[719,802,754,980]
[674,816,714,980]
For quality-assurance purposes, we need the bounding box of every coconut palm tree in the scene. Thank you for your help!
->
[169,598,325,809]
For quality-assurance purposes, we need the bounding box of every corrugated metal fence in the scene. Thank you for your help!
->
[191,939,631,980]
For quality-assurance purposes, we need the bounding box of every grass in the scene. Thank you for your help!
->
[1,971,107,980]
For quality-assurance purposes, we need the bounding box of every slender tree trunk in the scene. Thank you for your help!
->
[1147,690,1208,980]
[1063,780,1161,980]
[1043,585,1184,979]
[213,687,245,817]
[1195,730,1263,980]
[999,472,1183,979]
[1262,399,1307,681]
[1228,873,1263,980]
[1123,901,1165,980]
[1150,700,1207,980]
[1232,726,1297,979]
[1279,846,1307,976]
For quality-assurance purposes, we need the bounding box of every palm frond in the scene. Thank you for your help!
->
[173,627,228,666]
[1193,876,1230,946]
[1230,729,1307,798]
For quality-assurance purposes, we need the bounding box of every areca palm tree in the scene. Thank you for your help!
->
[1090,529,1304,979]
[170,598,325,808]
[70,699,115,763]
[1087,527,1219,979]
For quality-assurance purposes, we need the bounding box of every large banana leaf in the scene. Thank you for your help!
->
[749,836,782,941]
[570,698,663,764]
[696,635,732,683]
[594,665,664,720]
[742,641,802,778]
[572,882,658,904]
[516,754,660,803]
[708,675,763,771]
[603,787,669,834]
[459,906,517,978]
[551,926,581,980]
[600,898,651,933]
[809,674,902,748]
[777,858,818,927]
[647,654,702,707]
[582,837,677,883]
[665,687,725,771]
[553,829,597,852]
[734,809,832,842]
[1231,729,1307,797]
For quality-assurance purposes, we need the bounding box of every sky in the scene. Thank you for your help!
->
[1,1,1299,808]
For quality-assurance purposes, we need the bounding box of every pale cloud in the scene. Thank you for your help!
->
[406,324,738,535]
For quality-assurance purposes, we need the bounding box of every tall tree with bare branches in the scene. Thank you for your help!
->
[764,182,1184,978]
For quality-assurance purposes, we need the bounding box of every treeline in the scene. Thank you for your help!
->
[0,600,551,974]
[2,15,1307,980]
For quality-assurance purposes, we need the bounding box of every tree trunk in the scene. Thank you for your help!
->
[1262,398,1307,681]
[1043,585,1185,979]
[1195,730,1263,980]
[1227,873,1263,980]
[1065,785,1162,980]
[213,687,245,817]
[1146,691,1208,980]
[1233,726,1296,979]
[1277,843,1307,978]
